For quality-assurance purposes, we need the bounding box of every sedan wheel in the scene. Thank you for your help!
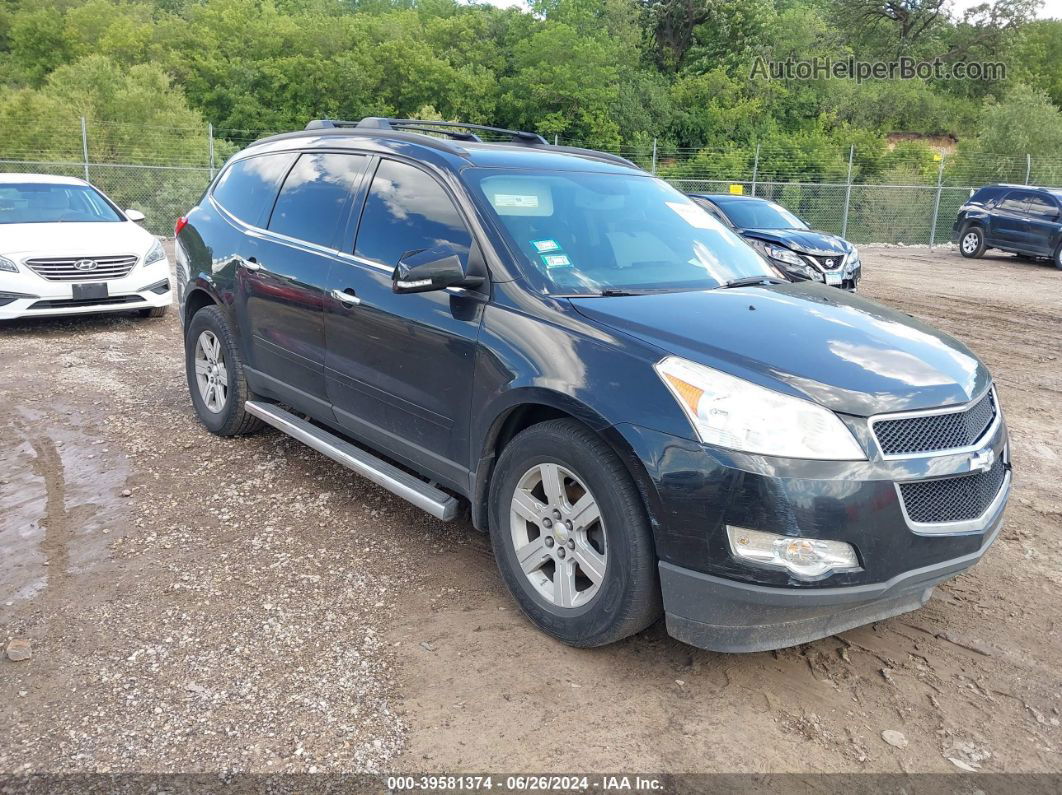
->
[193,330,229,413]
[510,462,607,609]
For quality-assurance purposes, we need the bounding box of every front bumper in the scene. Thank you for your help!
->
[661,510,1003,652]
[615,415,1010,652]
[0,260,172,320]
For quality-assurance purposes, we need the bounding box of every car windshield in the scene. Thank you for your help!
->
[466,169,774,295]
[716,199,806,230]
[0,183,124,224]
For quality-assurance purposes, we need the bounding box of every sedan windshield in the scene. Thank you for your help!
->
[716,199,807,231]
[466,169,774,295]
[0,183,124,224]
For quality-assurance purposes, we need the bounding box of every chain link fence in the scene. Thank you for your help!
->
[2,117,1061,242]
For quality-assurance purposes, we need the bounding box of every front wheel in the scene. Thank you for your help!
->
[487,419,661,647]
[1053,243,1062,270]
[184,305,263,436]
[959,226,986,258]
[139,305,168,318]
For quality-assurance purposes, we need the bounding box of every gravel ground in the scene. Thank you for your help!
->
[1,244,1060,775]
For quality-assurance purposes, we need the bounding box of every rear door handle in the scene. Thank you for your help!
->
[331,288,361,306]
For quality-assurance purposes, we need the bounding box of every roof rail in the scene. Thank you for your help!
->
[306,117,548,145]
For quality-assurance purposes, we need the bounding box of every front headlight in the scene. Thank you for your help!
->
[764,244,803,267]
[144,239,166,265]
[0,255,18,273]
[846,247,860,268]
[653,356,866,460]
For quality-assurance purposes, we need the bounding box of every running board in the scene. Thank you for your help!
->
[244,400,459,521]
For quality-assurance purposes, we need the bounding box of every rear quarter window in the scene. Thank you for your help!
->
[212,153,298,226]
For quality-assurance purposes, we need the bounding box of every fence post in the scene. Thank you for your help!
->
[751,143,760,196]
[651,138,658,175]
[841,145,854,239]
[80,116,90,182]
[929,153,945,249]
[208,123,216,179]
[1025,153,1031,185]
[554,134,558,146]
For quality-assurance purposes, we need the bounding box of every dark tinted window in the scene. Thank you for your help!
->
[355,159,471,266]
[212,153,297,225]
[1026,194,1059,217]
[268,153,366,247]
[998,191,1034,213]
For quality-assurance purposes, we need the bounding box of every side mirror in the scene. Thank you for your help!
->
[126,209,146,223]
[392,244,483,294]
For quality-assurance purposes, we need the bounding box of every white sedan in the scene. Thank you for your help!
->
[0,174,172,320]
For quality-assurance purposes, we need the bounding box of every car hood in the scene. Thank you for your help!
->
[569,283,989,416]
[0,221,154,258]
[740,228,849,255]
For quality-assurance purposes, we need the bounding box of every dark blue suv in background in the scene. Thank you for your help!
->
[953,184,1062,268]
[175,118,1010,653]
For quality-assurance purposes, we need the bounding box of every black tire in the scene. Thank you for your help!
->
[139,305,168,318]
[184,305,263,436]
[1054,243,1062,270]
[487,419,661,647]
[958,225,986,258]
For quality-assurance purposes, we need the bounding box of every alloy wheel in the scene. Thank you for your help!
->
[962,231,980,254]
[509,462,607,609]
[194,330,229,413]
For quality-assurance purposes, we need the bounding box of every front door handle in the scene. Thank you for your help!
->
[331,288,361,306]
[239,256,261,272]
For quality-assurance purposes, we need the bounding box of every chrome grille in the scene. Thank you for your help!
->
[899,458,1006,524]
[873,390,996,456]
[24,255,138,282]
[803,253,844,270]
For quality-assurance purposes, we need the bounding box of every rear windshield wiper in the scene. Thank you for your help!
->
[719,276,785,289]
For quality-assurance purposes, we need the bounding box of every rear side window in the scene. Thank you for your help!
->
[354,159,471,267]
[1026,194,1059,217]
[212,153,297,226]
[268,152,367,248]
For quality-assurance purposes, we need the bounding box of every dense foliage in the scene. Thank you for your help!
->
[1,0,1059,172]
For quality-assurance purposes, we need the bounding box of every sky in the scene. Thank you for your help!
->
[476,0,1062,19]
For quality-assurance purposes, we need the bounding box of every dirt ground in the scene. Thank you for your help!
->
[1,245,1060,776]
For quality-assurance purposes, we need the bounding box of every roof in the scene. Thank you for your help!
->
[0,173,90,186]
[245,128,646,176]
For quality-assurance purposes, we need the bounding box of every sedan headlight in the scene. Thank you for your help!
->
[764,244,803,267]
[144,239,166,265]
[0,255,18,273]
[654,356,866,460]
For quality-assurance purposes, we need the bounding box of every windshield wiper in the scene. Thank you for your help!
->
[719,276,785,289]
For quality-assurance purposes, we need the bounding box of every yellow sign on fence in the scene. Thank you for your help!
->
[729,184,744,195]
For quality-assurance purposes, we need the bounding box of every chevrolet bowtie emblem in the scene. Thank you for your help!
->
[969,448,994,473]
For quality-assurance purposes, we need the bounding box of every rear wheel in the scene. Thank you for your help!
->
[487,419,661,647]
[1054,243,1062,270]
[185,305,263,436]
[139,305,167,318]
[959,226,986,258]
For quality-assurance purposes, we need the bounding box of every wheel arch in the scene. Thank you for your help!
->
[182,285,220,328]
[469,391,664,553]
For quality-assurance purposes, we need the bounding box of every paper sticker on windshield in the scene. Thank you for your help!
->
[541,253,572,269]
[494,194,540,209]
[531,239,560,253]
[666,201,725,231]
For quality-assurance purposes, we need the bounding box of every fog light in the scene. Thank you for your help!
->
[726,526,859,579]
